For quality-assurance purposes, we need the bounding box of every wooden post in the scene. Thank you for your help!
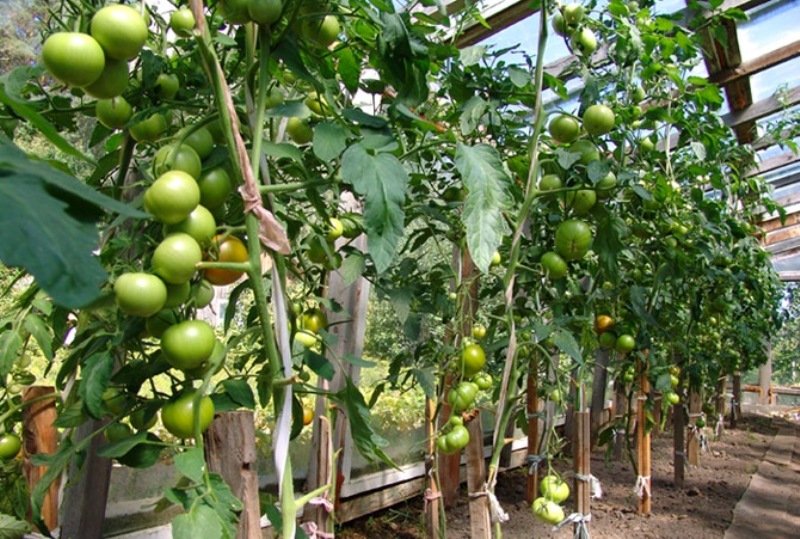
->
[59,419,113,539]
[304,413,332,534]
[573,410,591,522]
[687,387,702,467]
[465,412,490,539]
[424,397,442,539]
[758,347,772,405]
[731,372,742,428]
[589,348,610,447]
[651,391,663,434]
[673,389,685,488]
[525,353,541,504]
[612,381,628,461]
[22,386,59,533]
[636,358,651,515]
[203,411,261,539]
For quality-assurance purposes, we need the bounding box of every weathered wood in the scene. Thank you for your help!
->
[437,375,461,509]
[424,398,443,539]
[651,391,663,435]
[636,359,651,515]
[612,381,628,461]
[687,388,702,467]
[731,373,742,428]
[525,353,541,504]
[59,419,113,539]
[673,388,686,488]
[303,413,332,533]
[723,85,800,128]
[590,348,610,447]
[456,0,538,47]
[573,410,591,520]
[758,348,772,405]
[709,39,800,86]
[203,411,261,539]
[22,386,59,533]
[466,413,491,539]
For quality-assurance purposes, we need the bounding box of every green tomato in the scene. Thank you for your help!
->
[665,391,680,405]
[130,408,158,431]
[0,433,22,460]
[162,281,191,309]
[582,104,615,136]
[551,13,568,36]
[96,97,132,129]
[541,251,568,280]
[471,323,487,340]
[445,425,470,452]
[102,387,129,416]
[294,329,318,349]
[144,309,181,339]
[154,73,180,100]
[447,381,479,413]
[548,114,580,144]
[596,171,617,199]
[449,414,464,427]
[154,145,202,179]
[105,422,133,443]
[191,280,215,308]
[180,127,214,160]
[567,189,597,214]
[160,391,215,439]
[302,309,328,334]
[196,168,232,210]
[532,497,565,525]
[615,334,636,354]
[82,58,128,99]
[540,474,570,503]
[473,372,493,391]
[539,174,563,192]
[562,3,585,25]
[286,117,313,144]
[151,233,203,284]
[129,113,168,143]
[326,217,344,242]
[569,139,600,164]
[91,5,149,60]
[41,32,106,87]
[305,91,329,116]
[170,8,196,37]
[436,435,452,455]
[491,251,502,267]
[114,272,167,317]
[248,0,283,26]
[160,319,216,371]
[554,219,592,261]
[570,27,597,56]
[460,343,486,377]
[165,205,217,247]
[219,0,251,23]
[144,171,200,225]
[631,84,646,103]
[599,331,617,349]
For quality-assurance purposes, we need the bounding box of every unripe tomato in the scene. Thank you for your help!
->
[541,251,568,280]
[596,171,617,199]
[567,189,597,214]
[570,27,597,56]
[129,113,168,143]
[286,117,313,144]
[248,0,283,26]
[144,309,181,339]
[160,391,215,439]
[460,344,486,377]
[83,58,128,99]
[144,171,200,225]
[665,391,680,405]
[305,91,329,116]
[197,168,232,210]
[181,127,214,160]
[562,3,585,25]
[166,205,217,247]
[569,139,600,164]
[540,474,570,503]
[102,387,129,416]
[326,218,344,242]
[445,425,470,452]
[154,145,202,179]
[539,174,562,192]
[670,374,680,387]
[105,422,133,443]
[170,8,196,37]
[551,13,568,36]
[294,329,318,348]
[473,372,493,391]
[532,497,565,525]
[582,104,616,136]
[0,433,22,460]
[154,73,180,100]
[151,233,203,284]
[615,334,636,354]
[130,408,158,431]
[447,381,479,412]
[114,272,168,317]
[184,339,227,379]
[191,280,215,309]
[219,0,251,23]
[161,319,216,370]
[91,5,149,60]
[436,435,452,454]
[449,414,464,427]
[41,33,105,87]
[204,235,249,286]
[304,15,340,47]
[162,281,191,309]
[554,219,592,261]
[471,323,487,340]
[96,97,132,129]
[302,309,328,334]
[548,114,580,144]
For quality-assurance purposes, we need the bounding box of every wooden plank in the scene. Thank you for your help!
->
[779,271,800,281]
[203,411,261,539]
[338,476,428,523]
[573,411,591,520]
[60,419,113,539]
[687,388,702,467]
[456,0,538,47]
[765,223,800,246]
[636,359,651,515]
[466,412,491,538]
[752,150,800,177]
[22,387,60,533]
[760,211,800,233]
[710,40,800,86]
[723,85,800,127]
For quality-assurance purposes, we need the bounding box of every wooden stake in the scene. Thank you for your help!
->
[573,410,591,518]
[636,358,651,515]
[589,348,610,447]
[687,387,702,467]
[731,372,742,428]
[304,412,332,533]
[465,412,490,539]
[424,398,443,539]
[673,390,685,488]
[203,411,261,539]
[22,386,59,533]
[612,381,628,461]
[525,353,541,504]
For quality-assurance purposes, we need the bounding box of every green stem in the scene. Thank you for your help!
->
[259,177,331,194]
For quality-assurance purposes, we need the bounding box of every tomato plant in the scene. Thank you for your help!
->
[160,392,215,439]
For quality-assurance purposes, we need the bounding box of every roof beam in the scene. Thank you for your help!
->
[709,40,800,87]
[722,85,800,127]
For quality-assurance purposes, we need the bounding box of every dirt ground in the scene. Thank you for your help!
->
[337,415,782,538]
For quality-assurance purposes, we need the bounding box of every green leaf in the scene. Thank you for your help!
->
[551,329,583,365]
[556,148,582,170]
[340,252,365,286]
[594,208,629,281]
[79,351,115,419]
[342,354,376,368]
[175,447,205,484]
[0,80,93,164]
[266,100,310,118]
[460,95,488,136]
[655,373,673,393]
[31,438,74,531]
[313,123,347,161]
[342,109,389,128]
[454,142,511,273]
[341,144,408,273]
[263,141,304,163]
[339,376,396,468]
[0,331,22,379]
[587,160,611,185]
[336,48,361,93]
[460,45,486,67]
[0,512,31,539]
[508,66,530,88]
[304,350,335,381]
[172,504,223,539]
[97,431,149,458]
[690,141,706,161]
[411,367,436,399]
[388,287,412,324]
[114,433,163,468]
[221,379,256,409]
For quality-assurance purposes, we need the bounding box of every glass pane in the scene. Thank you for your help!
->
[737,0,800,63]
[477,12,570,65]
[751,56,800,102]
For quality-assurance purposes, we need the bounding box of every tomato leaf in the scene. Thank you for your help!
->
[338,375,396,468]
[460,95,488,136]
[23,313,53,360]
[551,329,583,365]
[304,350,335,381]
[340,252,365,286]
[336,48,361,94]
[97,431,149,459]
[0,512,31,538]
[313,122,347,161]
[0,330,22,380]
[455,142,511,274]
[172,504,224,539]
[594,207,629,282]
[221,379,256,409]
[78,351,115,420]
[341,144,408,273]
[411,367,436,399]
[175,447,205,484]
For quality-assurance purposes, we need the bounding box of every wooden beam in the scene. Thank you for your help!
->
[456,1,538,47]
[752,150,800,177]
[778,270,800,281]
[710,40,800,86]
[723,85,800,127]
[761,211,800,234]
[765,223,800,247]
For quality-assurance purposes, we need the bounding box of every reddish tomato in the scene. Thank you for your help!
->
[204,235,249,286]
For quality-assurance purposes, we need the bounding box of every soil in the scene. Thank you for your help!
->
[337,415,782,538]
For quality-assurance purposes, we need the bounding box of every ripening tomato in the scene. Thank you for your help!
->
[91,5,149,60]
[160,319,216,370]
[204,235,249,286]
[151,233,203,284]
[160,391,215,439]
[41,32,106,87]
[114,272,168,317]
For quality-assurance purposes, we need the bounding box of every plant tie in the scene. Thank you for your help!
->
[423,488,442,512]
[300,521,334,539]
[573,472,602,499]
[308,494,334,513]
[526,453,547,475]
[469,487,509,523]
[552,512,591,538]
[634,475,651,499]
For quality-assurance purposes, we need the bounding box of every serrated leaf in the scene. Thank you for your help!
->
[411,367,436,399]
[460,45,486,67]
[79,351,114,419]
[551,329,583,365]
[587,160,611,185]
[339,252,365,286]
[594,208,629,281]
[313,123,347,161]
[221,379,256,409]
[339,376,396,468]
[556,148,582,170]
[0,512,31,538]
[304,350,335,381]
[172,504,223,539]
[508,66,530,88]
[23,313,52,360]
[455,142,511,273]
[31,438,74,531]
[388,287,412,324]
[0,331,22,379]
[336,48,361,93]
[175,447,205,484]
[341,144,408,273]
[460,95,488,136]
